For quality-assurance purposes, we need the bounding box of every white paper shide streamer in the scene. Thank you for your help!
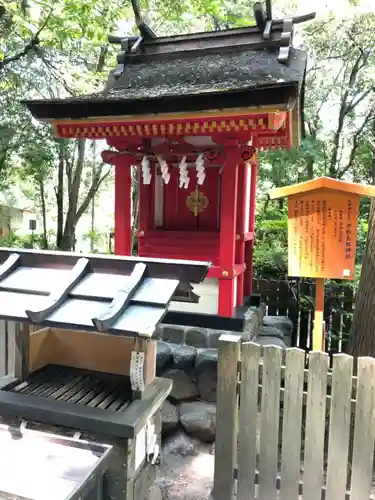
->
[195,153,206,185]
[157,155,170,184]
[179,156,190,189]
[141,155,152,185]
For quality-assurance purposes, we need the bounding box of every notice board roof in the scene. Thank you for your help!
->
[0,248,209,338]
[269,177,375,200]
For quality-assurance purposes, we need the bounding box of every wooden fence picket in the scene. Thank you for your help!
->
[350,356,375,500]
[212,334,241,500]
[258,346,282,500]
[237,342,260,500]
[303,351,329,500]
[325,354,353,500]
[279,348,305,500]
[277,281,289,316]
[214,342,375,500]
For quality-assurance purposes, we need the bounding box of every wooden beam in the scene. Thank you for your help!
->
[115,155,133,256]
[218,150,239,316]
[266,0,272,19]
[14,322,30,382]
[244,158,258,297]
[313,278,325,351]
[235,162,248,306]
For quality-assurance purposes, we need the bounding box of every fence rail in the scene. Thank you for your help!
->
[253,278,355,353]
[213,336,375,500]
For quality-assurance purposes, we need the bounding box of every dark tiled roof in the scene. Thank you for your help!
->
[24,46,306,119]
[0,249,209,337]
[101,47,306,102]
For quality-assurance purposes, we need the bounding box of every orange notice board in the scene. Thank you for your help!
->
[288,190,359,280]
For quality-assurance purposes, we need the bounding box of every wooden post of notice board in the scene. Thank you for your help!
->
[314,278,325,351]
[270,177,375,351]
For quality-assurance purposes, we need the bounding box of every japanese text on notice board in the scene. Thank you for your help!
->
[287,191,359,279]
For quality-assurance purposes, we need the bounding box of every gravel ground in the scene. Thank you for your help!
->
[155,432,375,500]
[156,432,214,500]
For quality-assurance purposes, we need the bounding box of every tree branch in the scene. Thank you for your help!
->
[338,110,374,178]
[76,165,111,220]
[329,47,370,176]
[346,87,375,115]
[0,9,53,70]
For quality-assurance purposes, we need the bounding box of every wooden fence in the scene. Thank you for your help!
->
[253,278,355,353]
[0,279,357,374]
[213,335,375,500]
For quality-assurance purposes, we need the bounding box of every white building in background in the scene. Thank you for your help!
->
[0,189,37,238]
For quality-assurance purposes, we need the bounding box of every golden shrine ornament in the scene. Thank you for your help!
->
[186,186,209,216]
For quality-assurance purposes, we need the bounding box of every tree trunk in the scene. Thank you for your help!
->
[306,158,314,180]
[90,192,95,252]
[90,144,96,253]
[56,141,64,248]
[39,179,48,249]
[348,121,375,356]
[348,201,375,356]
[58,228,76,251]
[54,139,109,252]
[58,139,86,251]
[371,119,375,184]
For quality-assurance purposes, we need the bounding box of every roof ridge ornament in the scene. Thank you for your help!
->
[130,0,156,40]
[108,0,156,78]
[253,0,315,63]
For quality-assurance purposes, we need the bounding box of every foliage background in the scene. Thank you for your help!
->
[0,0,374,282]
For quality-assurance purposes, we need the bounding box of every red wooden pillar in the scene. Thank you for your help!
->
[138,167,152,253]
[218,150,239,317]
[235,159,248,307]
[114,157,133,255]
[244,156,258,296]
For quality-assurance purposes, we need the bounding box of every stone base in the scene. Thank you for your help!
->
[158,313,295,446]
[157,304,266,348]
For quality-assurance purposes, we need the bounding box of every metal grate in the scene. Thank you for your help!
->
[10,365,132,412]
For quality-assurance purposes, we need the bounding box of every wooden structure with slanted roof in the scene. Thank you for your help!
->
[0,248,209,499]
[24,1,315,318]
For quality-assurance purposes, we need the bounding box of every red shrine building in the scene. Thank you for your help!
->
[25,3,312,318]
